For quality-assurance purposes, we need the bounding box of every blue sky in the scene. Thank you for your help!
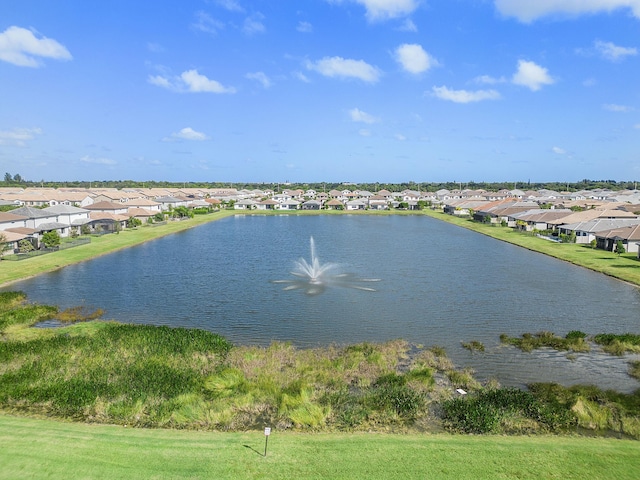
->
[1,0,639,183]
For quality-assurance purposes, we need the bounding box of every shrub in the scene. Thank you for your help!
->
[442,387,575,434]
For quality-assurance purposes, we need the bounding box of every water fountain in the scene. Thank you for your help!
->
[273,237,380,295]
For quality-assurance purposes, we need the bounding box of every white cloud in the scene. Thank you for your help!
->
[0,127,42,146]
[213,0,245,12]
[306,56,380,82]
[474,74,507,85]
[603,103,634,112]
[552,146,566,154]
[80,155,116,166]
[147,42,165,53]
[395,133,407,141]
[246,71,272,88]
[0,26,72,67]
[345,0,420,21]
[634,124,640,129]
[395,43,437,74]
[594,40,638,61]
[192,11,225,35]
[398,19,418,32]
[431,86,501,103]
[297,21,313,33]
[358,129,371,136]
[149,69,236,94]
[512,60,554,91]
[293,71,311,83]
[243,14,266,35]
[583,77,597,87]
[349,108,379,124]
[494,0,640,23]
[164,127,209,142]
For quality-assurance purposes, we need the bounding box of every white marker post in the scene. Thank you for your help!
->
[264,427,271,457]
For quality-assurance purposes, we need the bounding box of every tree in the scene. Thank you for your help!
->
[127,217,142,228]
[614,240,626,256]
[18,239,35,253]
[13,173,22,182]
[589,239,597,249]
[4,172,12,183]
[0,233,9,256]
[42,231,61,249]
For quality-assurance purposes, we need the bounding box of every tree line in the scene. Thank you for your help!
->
[2,173,638,193]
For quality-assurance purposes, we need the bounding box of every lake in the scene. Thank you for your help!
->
[5,214,640,392]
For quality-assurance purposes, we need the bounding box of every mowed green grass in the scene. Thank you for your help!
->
[1,414,638,480]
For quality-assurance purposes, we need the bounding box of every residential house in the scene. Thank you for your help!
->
[345,200,366,211]
[558,218,640,244]
[234,199,257,210]
[84,201,129,215]
[301,200,321,210]
[595,224,640,254]
[256,199,279,210]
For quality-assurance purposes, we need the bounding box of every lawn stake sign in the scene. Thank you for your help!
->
[264,427,271,457]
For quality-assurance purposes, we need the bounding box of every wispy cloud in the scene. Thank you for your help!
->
[306,56,380,83]
[552,146,566,154]
[0,26,72,67]
[473,74,507,85]
[212,0,245,13]
[80,155,116,165]
[431,86,501,103]
[243,13,266,35]
[494,0,640,23]
[603,103,634,112]
[149,69,236,93]
[337,0,420,22]
[163,127,210,142]
[594,40,637,62]
[395,43,437,74]
[191,11,225,35]
[0,127,43,146]
[349,108,379,124]
[246,71,272,88]
[512,60,554,91]
[297,21,313,33]
[398,19,418,32]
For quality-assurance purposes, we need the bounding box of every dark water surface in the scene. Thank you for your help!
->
[5,215,640,391]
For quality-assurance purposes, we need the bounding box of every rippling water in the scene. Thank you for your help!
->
[5,214,640,391]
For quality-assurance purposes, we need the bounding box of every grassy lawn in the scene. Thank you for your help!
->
[1,414,638,480]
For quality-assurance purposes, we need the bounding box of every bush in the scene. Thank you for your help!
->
[442,387,575,434]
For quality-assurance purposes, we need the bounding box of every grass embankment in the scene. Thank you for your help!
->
[420,209,640,286]
[0,210,235,287]
[1,415,639,480]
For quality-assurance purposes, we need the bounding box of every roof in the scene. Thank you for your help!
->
[0,211,28,223]
[7,206,54,219]
[84,201,125,211]
[596,224,640,241]
[37,222,69,231]
[42,205,90,215]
